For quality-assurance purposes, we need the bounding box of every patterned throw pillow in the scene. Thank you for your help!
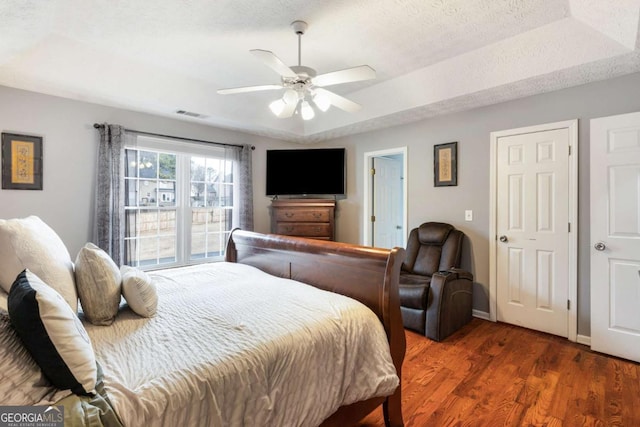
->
[8,270,97,396]
[75,243,122,326]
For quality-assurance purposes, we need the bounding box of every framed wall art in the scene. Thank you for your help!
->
[1,132,43,190]
[434,141,457,187]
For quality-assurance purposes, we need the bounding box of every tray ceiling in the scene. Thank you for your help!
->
[1,0,639,143]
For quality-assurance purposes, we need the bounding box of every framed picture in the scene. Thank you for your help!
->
[1,132,43,190]
[434,141,457,187]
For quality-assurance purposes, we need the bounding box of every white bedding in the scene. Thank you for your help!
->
[83,262,399,427]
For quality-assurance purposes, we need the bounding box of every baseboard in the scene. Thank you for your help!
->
[577,334,591,346]
[472,309,491,321]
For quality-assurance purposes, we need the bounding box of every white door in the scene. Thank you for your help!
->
[590,112,640,363]
[372,156,403,248]
[495,127,571,337]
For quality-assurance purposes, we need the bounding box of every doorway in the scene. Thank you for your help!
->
[363,147,407,249]
[489,120,578,342]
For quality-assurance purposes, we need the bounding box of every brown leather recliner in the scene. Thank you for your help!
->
[399,222,473,341]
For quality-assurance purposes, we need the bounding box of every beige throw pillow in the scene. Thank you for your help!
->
[121,266,158,318]
[75,243,121,326]
[0,216,77,311]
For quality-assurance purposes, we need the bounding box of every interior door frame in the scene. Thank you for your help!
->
[363,147,408,248]
[489,119,578,342]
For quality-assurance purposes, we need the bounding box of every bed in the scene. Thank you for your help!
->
[0,228,406,427]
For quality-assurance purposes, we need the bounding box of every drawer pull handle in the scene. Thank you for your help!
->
[313,213,322,218]
[285,213,294,218]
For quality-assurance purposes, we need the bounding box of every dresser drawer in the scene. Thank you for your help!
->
[276,222,331,237]
[271,198,335,241]
[275,208,330,222]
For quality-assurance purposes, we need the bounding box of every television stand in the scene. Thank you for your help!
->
[270,198,336,241]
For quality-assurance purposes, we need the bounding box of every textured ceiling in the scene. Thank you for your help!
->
[1,0,639,143]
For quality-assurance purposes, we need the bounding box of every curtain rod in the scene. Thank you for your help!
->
[93,123,255,150]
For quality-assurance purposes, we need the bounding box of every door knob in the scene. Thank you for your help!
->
[499,235,508,243]
[594,242,606,251]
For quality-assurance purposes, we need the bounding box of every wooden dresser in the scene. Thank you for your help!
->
[270,198,336,241]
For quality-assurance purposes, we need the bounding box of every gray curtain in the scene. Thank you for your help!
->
[94,124,126,265]
[226,144,254,231]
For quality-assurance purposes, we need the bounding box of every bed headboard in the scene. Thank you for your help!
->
[226,230,402,331]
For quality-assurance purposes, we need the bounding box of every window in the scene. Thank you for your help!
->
[124,137,237,268]
[189,156,234,260]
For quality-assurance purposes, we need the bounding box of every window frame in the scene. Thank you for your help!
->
[124,135,236,270]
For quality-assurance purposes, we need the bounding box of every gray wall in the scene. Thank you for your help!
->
[323,71,640,336]
[3,71,640,337]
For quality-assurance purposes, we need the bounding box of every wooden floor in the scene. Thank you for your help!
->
[357,318,640,427]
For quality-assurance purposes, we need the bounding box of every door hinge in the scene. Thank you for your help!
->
[371,215,376,222]
[567,299,570,310]
[568,222,571,232]
[370,168,376,175]
[569,145,572,155]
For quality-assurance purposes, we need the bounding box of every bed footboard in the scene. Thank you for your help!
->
[226,230,406,427]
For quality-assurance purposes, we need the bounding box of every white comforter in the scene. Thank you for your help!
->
[83,262,399,427]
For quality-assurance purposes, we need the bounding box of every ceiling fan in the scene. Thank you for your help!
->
[217,20,376,120]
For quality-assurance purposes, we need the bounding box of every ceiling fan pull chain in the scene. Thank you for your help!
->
[298,33,302,67]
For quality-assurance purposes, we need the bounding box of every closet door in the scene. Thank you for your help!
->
[591,111,640,363]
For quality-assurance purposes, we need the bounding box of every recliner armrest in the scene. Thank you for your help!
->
[426,268,473,341]
[429,269,473,296]
[442,267,473,281]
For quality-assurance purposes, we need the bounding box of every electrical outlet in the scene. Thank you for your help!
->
[465,210,473,221]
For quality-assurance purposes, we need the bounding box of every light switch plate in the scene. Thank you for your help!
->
[465,210,473,221]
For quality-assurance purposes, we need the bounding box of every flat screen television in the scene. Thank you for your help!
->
[266,148,346,196]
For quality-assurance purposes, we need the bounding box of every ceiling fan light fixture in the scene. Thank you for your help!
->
[300,101,315,120]
[313,92,331,112]
[269,99,286,116]
[283,89,299,105]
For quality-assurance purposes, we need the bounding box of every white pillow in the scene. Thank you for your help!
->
[121,266,158,318]
[75,243,122,326]
[0,290,7,311]
[0,216,77,311]
[8,270,97,396]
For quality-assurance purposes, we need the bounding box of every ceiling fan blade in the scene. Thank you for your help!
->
[314,88,361,112]
[217,84,283,95]
[250,49,298,79]
[312,65,376,87]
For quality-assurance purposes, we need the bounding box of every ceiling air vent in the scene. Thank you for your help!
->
[175,109,208,119]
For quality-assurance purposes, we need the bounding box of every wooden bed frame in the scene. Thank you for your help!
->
[226,230,406,427]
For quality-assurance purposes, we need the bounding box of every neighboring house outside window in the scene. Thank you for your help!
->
[123,136,236,269]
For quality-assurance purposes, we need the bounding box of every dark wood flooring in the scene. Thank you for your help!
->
[357,318,640,427]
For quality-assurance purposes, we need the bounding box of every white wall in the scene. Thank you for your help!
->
[321,71,640,336]
[0,85,283,257]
